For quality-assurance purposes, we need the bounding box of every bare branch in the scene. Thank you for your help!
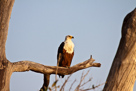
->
[12,56,101,76]
[60,75,71,91]
[81,82,105,91]
[69,79,76,91]
[80,77,92,87]
[40,74,50,91]
[75,70,90,91]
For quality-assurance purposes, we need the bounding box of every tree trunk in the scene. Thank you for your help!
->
[103,8,136,91]
[0,0,15,91]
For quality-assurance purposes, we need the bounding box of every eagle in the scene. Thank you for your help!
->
[57,35,74,78]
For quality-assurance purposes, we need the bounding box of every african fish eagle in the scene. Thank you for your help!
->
[57,35,74,78]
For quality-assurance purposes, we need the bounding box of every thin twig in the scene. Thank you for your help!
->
[81,70,90,82]
[60,75,71,91]
[80,77,92,87]
[75,71,84,91]
[69,79,76,91]
[55,63,59,91]
[80,82,105,91]
[75,70,90,91]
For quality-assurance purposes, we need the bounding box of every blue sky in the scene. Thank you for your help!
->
[6,0,136,91]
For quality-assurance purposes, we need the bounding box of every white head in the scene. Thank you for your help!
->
[65,35,74,41]
[64,35,74,54]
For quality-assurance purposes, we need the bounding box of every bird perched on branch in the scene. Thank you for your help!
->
[57,35,74,78]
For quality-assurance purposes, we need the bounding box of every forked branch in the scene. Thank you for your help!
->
[12,55,101,75]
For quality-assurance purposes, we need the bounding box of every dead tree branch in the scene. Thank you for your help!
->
[12,55,101,75]
[12,55,100,91]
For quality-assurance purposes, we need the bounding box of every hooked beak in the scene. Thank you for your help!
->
[72,36,74,39]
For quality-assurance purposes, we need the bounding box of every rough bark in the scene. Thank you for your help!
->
[0,0,14,60]
[0,0,15,91]
[103,8,136,91]
[12,56,100,75]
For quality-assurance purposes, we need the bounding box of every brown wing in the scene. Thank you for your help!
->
[57,42,64,66]
[57,42,65,78]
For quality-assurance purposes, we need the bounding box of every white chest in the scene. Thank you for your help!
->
[63,40,74,54]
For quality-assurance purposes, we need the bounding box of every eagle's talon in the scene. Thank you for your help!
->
[66,66,70,68]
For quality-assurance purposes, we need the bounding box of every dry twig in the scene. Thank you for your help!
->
[69,79,76,91]
[60,75,71,91]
